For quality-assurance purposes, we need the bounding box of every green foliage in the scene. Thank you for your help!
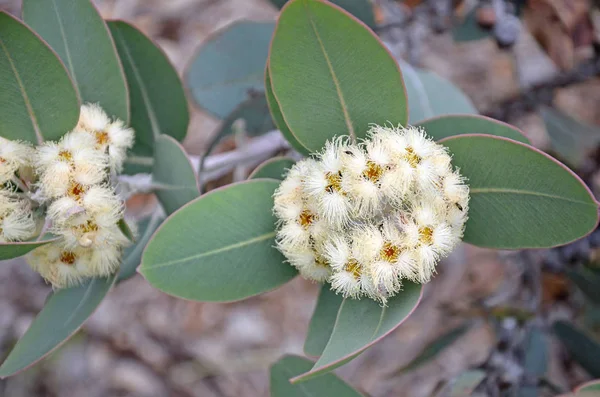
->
[270,0,376,29]
[442,135,599,249]
[396,323,471,373]
[304,284,344,357]
[187,21,275,119]
[0,12,79,143]
[567,267,600,305]
[417,115,529,144]
[0,275,116,378]
[109,21,189,172]
[541,106,600,168]
[118,213,165,282]
[265,66,310,155]
[292,282,422,383]
[553,321,600,378]
[523,327,548,377]
[0,235,59,261]
[577,380,600,394]
[400,61,477,123]
[140,180,297,302]
[268,0,408,153]
[152,135,199,215]
[270,355,365,396]
[22,0,128,122]
[445,370,486,397]
[249,157,296,180]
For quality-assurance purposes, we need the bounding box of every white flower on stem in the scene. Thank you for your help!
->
[0,137,34,184]
[27,243,91,288]
[0,193,37,242]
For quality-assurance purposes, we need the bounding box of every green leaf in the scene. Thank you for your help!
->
[270,355,365,397]
[140,180,297,302]
[117,218,135,242]
[553,321,600,378]
[541,106,600,168]
[523,326,548,377]
[265,64,310,156]
[452,9,491,42]
[441,135,599,249]
[187,21,275,119]
[399,61,477,124]
[0,236,60,261]
[269,0,408,153]
[417,115,529,144]
[291,282,422,383]
[0,12,79,143]
[304,284,344,357]
[577,380,600,394]
[0,275,116,378]
[118,212,164,282]
[152,135,199,216]
[396,323,470,373]
[446,370,486,397]
[250,157,295,180]
[270,0,376,29]
[109,21,189,168]
[22,0,127,121]
[567,267,600,305]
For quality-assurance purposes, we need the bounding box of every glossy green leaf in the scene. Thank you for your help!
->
[270,0,376,29]
[140,180,297,302]
[553,321,600,378]
[187,21,274,119]
[567,267,600,305]
[250,157,295,180]
[397,323,470,373]
[0,12,79,143]
[417,115,529,144]
[452,9,491,42]
[0,236,60,261]
[118,213,164,282]
[269,0,408,152]
[265,64,310,156]
[109,21,189,169]
[270,355,365,397]
[22,0,127,121]
[524,326,548,377]
[304,284,344,357]
[446,370,486,397]
[0,275,116,378]
[442,135,599,249]
[400,61,477,124]
[152,135,199,216]
[541,106,600,168]
[292,282,422,382]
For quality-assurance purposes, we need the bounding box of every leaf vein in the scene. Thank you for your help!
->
[470,187,596,206]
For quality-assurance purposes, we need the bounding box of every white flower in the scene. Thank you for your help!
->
[0,194,37,242]
[27,243,91,288]
[0,137,34,184]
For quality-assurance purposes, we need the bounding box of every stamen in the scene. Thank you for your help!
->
[380,241,400,262]
[419,226,434,245]
[363,160,384,183]
[344,259,361,279]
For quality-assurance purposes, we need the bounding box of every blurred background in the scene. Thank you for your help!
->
[1,0,600,396]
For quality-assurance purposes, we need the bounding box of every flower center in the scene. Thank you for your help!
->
[325,171,343,193]
[298,210,315,228]
[67,181,87,199]
[58,150,72,162]
[60,251,76,265]
[380,241,400,262]
[405,147,421,168]
[344,259,361,280]
[363,160,384,183]
[95,131,110,146]
[419,226,434,245]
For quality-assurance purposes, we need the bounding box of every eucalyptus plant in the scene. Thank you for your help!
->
[0,0,598,396]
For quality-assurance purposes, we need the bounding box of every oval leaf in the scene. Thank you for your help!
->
[0,275,116,378]
[577,380,600,394]
[152,135,199,216]
[270,0,376,29]
[187,21,275,119]
[0,236,60,261]
[523,326,548,377]
[567,267,600,305]
[118,212,165,282]
[292,282,422,383]
[0,12,79,143]
[447,370,486,397]
[417,115,529,144]
[109,21,189,170]
[269,0,408,152]
[22,0,127,121]
[265,64,310,155]
[304,284,344,357]
[400,61,477,124]
[441,135,599,249]
[250,157,295,180]
[140,180,297,302]
[553,321,600,378]
[271,355,365,397]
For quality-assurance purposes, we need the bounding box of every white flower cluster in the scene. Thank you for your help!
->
[1,104,135,289]
[274,125,469,303]
[0,138,39,242]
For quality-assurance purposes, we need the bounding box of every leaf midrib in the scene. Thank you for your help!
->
[142,231,276,270]
[471,187,597,206]
[49,0,80,95]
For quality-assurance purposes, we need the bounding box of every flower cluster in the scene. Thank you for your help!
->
[273,125,469,303]
[0,138,39,242]
[1,104,135,289]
